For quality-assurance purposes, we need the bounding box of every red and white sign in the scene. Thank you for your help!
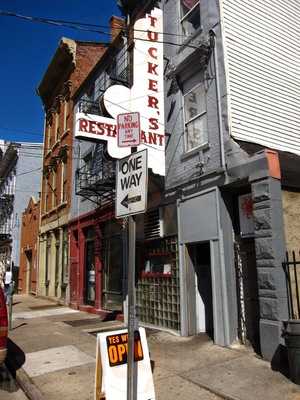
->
[117,112,140,147]
[75,7,165,176]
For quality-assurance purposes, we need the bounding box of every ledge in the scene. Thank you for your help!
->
[180,142,210,161]
[52,140,60,151]
[60,129,70,141]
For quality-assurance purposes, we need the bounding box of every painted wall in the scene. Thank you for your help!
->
[282,190,300,252]
[163,0,228,190]
[18,198,40,294]
[221,0,300,155]
[12,144,42,268]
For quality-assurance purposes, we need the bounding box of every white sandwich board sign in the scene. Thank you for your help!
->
[95,327,155,400]
[116,149,148,218]
[117,112,141,147]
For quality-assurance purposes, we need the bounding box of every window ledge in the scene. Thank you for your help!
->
[45,150,51,159]
[181,142,210,161]
[57,201,68,210]
[44,201,68,216]
[60,129,70,140]
[178,27,203,54]
[141,272,172,279]
[52,140,60,151]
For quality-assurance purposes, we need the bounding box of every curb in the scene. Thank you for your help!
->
[15,368,45,400]
[6,360,44,400]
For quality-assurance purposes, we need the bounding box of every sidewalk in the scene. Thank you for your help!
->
[5,295,300,400]
[0,364,28,400]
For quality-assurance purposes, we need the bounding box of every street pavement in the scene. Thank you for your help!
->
[3,294,300,400]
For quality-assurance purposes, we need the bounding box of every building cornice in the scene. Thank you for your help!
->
[37,37,77,109]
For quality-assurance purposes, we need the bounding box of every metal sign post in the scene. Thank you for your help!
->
[127,214,137,400]
[116,112,148,400]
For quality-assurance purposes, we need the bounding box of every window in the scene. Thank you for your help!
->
[55,112,60,142]
[63,100,69,133]
[51,170,57,208]
[45,235,51,284]
[61,160,67,203]
[46,123,51,150]
[61,228,68,285]
[180,0,200,37]
[45,177,49,213]
[109,43,129,83]
[184,83,208,152]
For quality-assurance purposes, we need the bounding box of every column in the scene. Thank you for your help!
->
[251,176,289,360]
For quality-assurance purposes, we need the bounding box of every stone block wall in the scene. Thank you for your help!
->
[251,177,288,360]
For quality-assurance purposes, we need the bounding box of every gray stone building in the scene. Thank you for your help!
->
[0,140,42,278]
[71,0,300,362]
[160,0,300,362]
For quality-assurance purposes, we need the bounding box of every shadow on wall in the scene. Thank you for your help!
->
[271,344,290,379]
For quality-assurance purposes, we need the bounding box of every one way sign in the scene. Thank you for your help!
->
[116,149,148,218]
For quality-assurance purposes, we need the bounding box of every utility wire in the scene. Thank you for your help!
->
[14,167,42,177]
[0,10,189,38]
[0,10,199,49]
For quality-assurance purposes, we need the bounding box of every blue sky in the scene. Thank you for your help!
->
[0,0,121,143]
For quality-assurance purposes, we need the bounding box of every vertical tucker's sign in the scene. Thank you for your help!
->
[75,7,165,176]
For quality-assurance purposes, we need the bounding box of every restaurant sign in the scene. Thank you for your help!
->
[75,7,165,176]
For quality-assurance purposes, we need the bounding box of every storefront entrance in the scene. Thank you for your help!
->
[84,228,95,306]
[187,242,214,339]
[25,249,37,294]
[102,222,123,311]
[235,238,260,354]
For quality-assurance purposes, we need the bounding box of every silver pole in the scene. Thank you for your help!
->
[127,215,137,400]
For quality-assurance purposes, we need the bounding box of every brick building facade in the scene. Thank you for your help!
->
[37,38,107,303]
[18,197,40,294]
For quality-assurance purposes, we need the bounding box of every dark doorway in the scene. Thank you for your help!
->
[188,242,214,339]
[84,228,95,306]
[103,233,123,311]
[25,250,36,294]
[235,238,261,354]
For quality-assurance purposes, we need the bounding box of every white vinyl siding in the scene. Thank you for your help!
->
[221,0,300,155]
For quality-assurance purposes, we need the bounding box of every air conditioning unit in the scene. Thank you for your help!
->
[144,208,164,240]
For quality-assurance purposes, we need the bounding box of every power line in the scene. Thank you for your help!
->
[16,167,42,177]
[0,10,198,49]
[0,9,189,38]
[0,10,111,36]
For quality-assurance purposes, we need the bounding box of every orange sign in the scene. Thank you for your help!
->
[106,331,144,367]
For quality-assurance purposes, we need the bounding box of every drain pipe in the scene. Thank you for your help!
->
[210,31,226,170]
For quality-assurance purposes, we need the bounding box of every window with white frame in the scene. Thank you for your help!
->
[55,111,60,142]
[61,227,68,285]
[45,177,49,213]
[51,170,57,208]
[180,0,200,37]
[63,100,69,133]
[184,82,208,152]
[61,160,67,203]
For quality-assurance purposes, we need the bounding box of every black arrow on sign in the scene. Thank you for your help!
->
[121,194,142,208]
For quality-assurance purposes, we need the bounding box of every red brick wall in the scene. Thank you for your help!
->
[40,42,106,227]
[18,199,40,294]
[71,43,107,94]
[110,16,125,41]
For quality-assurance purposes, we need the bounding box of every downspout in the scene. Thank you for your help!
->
[210,31,226,171]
